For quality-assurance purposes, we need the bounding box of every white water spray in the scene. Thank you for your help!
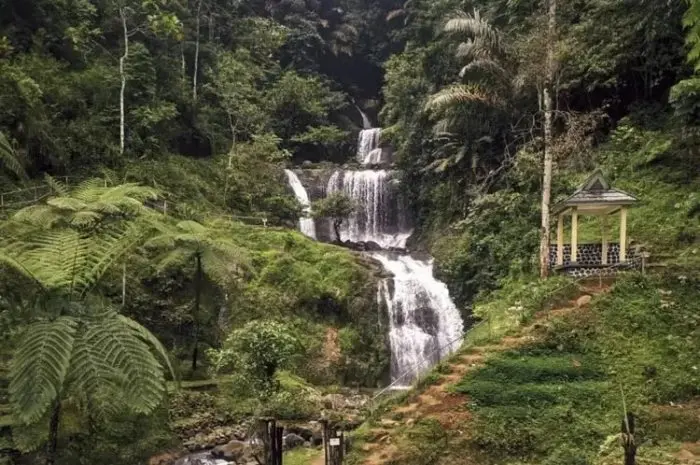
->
[284,169,316,239]
[373,253,464,385]
[357,128,382,164]
[327,170,411,248]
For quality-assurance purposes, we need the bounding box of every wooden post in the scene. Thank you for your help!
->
[620,207,628,263]
[601,215,609,265]
[556,213,564,266]
[621,413,637,465]
[323,420,344,465]
[571,207,579,263]
[258,418,282,465]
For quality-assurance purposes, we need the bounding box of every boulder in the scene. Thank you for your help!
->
[212,440,249,462]
[286,425,314,442]
[283,433,306,450]
[576,295,592,308]
[413,306,439,336]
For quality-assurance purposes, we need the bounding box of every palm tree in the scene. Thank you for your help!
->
[423,9,509,175]
[426,9,508,114]
[0,131,27,179]
[147,218,250,373]
[0,178,172,465]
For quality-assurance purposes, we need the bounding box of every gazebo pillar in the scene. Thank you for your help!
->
[601,215,609,265]
[556,214,564,266]
[620,207,628,262]
[570,207,579,263]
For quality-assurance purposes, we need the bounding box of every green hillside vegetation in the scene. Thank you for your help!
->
[0,0,699,464]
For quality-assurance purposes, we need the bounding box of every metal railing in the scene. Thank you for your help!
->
[0,177,269,226]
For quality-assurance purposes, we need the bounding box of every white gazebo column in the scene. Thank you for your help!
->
[571,207,579,263]
[601,215,608,265]
[557,213,564,266]
[620,207,628,262]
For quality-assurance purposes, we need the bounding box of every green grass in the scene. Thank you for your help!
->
[283,447,322,465]
[457,273,700,464]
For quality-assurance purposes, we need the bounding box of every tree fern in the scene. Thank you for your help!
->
[684,0,700,70]
[9,318,77,424]
[83,313,166,413]
[0,131,27,179]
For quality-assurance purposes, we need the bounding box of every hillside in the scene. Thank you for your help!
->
[0,0,699,464]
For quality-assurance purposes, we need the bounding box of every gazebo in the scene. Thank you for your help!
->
[550,170,639,278]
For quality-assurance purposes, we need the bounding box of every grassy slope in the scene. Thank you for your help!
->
[346,117,700,465]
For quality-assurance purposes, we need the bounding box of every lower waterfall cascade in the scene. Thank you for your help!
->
[285,129,464,385]
[284,169,317,239]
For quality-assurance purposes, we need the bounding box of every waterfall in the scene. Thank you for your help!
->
[374,253,463,385]
[326,165,463,385]
[326,170,411,248]
[356,105,373,129]
[284,169,317,239]
[174,453,227,465]
[357,128,382,164]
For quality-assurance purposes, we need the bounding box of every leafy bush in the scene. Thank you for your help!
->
[209,320,303,395]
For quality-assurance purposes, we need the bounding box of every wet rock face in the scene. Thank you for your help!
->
[414,306,439,337]
[211,440,250,462]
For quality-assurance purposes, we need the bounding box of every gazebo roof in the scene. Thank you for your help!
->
[553,170,637,215]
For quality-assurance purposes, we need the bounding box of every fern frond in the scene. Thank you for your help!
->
[68,328,121,398]
[9,318,78,423]
[119,315,176,381]
[76,222,152,297]
[44,175,69,197]
[87,315,166,413]
[0,131,27,179]
[425,84,491,112]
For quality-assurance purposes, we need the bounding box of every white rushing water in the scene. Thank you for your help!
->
[173,452,227,465]
[357,128,382,164]
[373,253,464,385]
[284,169,317,239]
[327,170,412,248]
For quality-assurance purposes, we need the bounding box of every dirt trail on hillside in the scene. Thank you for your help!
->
[357,287,606,465]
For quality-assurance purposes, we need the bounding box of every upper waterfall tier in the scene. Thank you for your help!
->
[357,128,382,164]
[284,169,317,239]
[327,170,412,248]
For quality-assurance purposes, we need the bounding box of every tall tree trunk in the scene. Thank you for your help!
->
[119,7,129,156]
[192,253,202,372]
[45,401,61,465]
[192,0,203,101]
[539,0,557,279]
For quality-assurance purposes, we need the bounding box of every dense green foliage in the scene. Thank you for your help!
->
[1,0,699,464]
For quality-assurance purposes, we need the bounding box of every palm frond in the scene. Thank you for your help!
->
[459,59,509,79]
[425,84,491,112]
[0,132,27,179]
[386,9,406,21]
[444,9,502,53]
[9,318,78,423]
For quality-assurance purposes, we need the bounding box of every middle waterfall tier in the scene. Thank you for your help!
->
[327,170,412,249]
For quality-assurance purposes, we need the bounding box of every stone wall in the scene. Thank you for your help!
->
[548,243,637,267]
[548,243,640,278]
